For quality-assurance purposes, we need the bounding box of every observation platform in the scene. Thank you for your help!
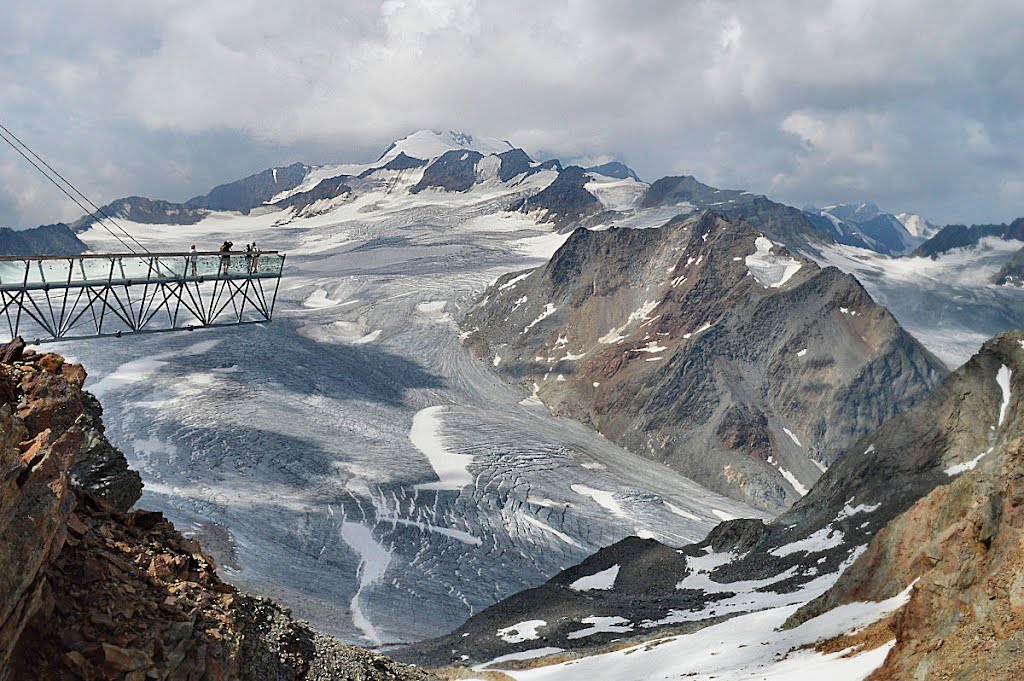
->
[0,250,285,342]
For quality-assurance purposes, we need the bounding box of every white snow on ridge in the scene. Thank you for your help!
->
[997,365,1012,426]
[378,129,514,165]
[497,619,547,643]
[944,448,992,476]
[566,616,633,640]
[570,564,620,591]
[507,581,916,681]
[745,236,802,288]
[780,467,808,496]
[584,175,647,212]
[524,303,557,332]
[770,526,844,557]
[410,406,475,490]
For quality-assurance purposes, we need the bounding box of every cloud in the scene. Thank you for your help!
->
[1,0,1022,226]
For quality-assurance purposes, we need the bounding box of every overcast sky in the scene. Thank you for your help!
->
[2,0,1022,228]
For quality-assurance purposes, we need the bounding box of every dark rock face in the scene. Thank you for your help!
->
[382,152,428,171]
[187,162,309,212]
[914,216,1024,257]
[585,161,640,181]
[398,331,1022,671]
[497,148,534,182]
[0,223,87,256]
[273,176,353,215]
[409,149,484,193]
[515,165,602,228]
[69,196,207,232]
[995,245,1024,286]
[463,211,947,510]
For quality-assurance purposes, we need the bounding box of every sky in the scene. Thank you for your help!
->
[1,0,1022,228]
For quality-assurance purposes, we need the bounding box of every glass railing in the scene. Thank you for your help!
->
[0,252,285,287]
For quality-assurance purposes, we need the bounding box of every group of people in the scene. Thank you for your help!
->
[187,241,262,276]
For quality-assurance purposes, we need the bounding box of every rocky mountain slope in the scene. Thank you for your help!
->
[0,338,432,681]
[0,223,87,256]
[994,245,1024,286]
[462,210,947,510]
[804,202,932,255]
[398,330,1022,676]
[788,330,1024,678]
[913,216,1024,258]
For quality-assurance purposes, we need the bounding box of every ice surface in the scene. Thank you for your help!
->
[570,564,620,591]
[745,236,802,288]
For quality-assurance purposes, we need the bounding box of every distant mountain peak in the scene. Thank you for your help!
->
[376,129,515,165]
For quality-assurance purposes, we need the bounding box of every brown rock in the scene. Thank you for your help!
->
[0,336,26,363]
[61,363,87,387]
[101,642,152,672]
[36,353,65,375]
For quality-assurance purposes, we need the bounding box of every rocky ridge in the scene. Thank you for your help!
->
[0,339,432,681]
[399,330,1023,673]
[462,210,947,510]
[0,223,87,256]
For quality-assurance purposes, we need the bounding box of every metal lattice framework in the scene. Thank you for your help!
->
[0,251,285,342]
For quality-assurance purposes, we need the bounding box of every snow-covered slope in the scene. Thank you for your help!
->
[806,202,930,255]
[377,129,514,165]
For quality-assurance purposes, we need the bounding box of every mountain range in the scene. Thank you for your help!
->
[2,128,1023,679]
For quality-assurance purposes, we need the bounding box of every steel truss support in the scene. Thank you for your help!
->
[0,251,285,343]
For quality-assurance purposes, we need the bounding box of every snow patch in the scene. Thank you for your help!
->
[566,616,633,640]
[783,427,803,447]
[524,303,557,332]
[497,620,547,644]
[771,526,844,557]
[570,564,620,591]
[945,448,992,476]
[410,406,474,490]
[745,236,802,288]
[997,365,1012,426]
[571,484,627,518]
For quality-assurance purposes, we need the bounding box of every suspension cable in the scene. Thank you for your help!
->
[0,122,150,254]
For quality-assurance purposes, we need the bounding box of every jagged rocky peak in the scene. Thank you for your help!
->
[0,223,87,256]
[805,202,933,255]
[515,165,602,228]
[399,331,1021,673]
[462,210,947,511]
[185,162,309,213]
[70,196,207,231]
[585,161,641,181]
[0,338,431,681]
[783,330,1024,678]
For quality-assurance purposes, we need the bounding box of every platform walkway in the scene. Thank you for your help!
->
[0,251,285,342]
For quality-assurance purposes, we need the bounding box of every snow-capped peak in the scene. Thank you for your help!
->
[894,212,939,239]
[376,129,515,164]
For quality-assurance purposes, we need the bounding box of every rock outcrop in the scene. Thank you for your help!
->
[786,331,1024,679]
[462,211,947,510]
[994,245,1024,286]
[515,165,602,229]
[0,339,432,681]
[0,223,87,256]
[69,197,207,232]
[186,163,310,213]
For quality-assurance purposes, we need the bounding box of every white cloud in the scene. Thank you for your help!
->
[0,0,1022,227]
